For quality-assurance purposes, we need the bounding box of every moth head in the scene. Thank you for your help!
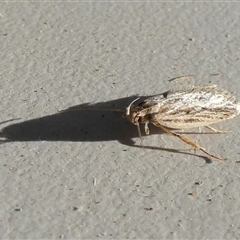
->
[126,98,140,124]
[126,97,145,146]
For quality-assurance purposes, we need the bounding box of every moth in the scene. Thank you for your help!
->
[126,83,240,161]
[62,77,240,161]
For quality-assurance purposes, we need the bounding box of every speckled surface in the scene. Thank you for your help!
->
[1,2,240,239]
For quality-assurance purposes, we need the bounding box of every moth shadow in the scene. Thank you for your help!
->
[0,95,215,162]
[0,95,156,146]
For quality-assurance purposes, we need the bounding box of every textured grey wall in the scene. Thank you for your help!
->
[1,2,240,239]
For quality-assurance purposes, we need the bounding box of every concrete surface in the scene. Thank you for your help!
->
[0,2,240,239]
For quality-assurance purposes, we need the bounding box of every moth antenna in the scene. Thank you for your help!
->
[168,75,194,83]
[168,75,195,93]
[59,108,125,113]
[126,97,140,116]
[0,118,21,126]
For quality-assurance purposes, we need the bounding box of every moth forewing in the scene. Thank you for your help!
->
[150,85,240,129]
[126,84,240,161]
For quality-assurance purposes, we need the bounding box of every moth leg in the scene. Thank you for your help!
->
[136,122,144,147]
[155,123,225,161]
[145,122,150,135]
[205,125,232,134]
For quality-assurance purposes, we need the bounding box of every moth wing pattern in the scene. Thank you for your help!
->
[126,82,240,161]
[140,85,240,129]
